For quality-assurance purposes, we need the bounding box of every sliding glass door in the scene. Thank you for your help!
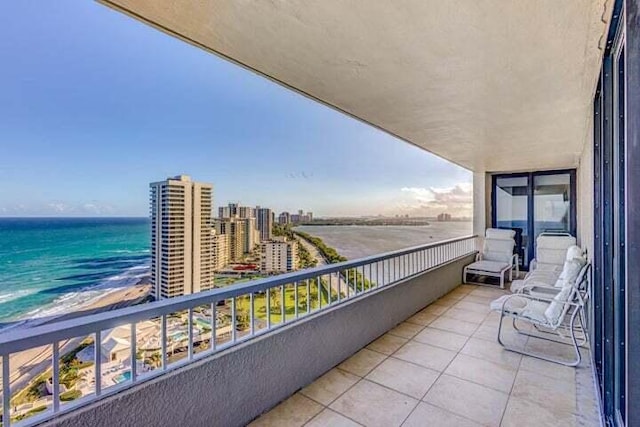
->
[492,170,576,269]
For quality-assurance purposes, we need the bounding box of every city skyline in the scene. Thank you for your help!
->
[0,1,471,218]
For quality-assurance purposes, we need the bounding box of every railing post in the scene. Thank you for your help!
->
[3,355,10,427]
[130,323,137,381]
[95,330,102,396]
[53,341,60,413]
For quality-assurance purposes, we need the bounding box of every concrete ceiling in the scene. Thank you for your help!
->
[100,0,610,172]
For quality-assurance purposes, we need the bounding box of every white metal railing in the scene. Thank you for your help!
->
[0,235,477,426]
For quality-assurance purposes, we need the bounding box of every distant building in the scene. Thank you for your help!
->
[150,175,213,299]
[289,209,313,224]
[260,237,298,273]
[278,211,291,225]
[211,230,229,271]
[215,217,258,261]
[256,207,273,241]
[437,213,453,221]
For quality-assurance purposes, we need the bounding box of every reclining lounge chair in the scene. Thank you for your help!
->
[489,260,590,366]
[463,228,517,289]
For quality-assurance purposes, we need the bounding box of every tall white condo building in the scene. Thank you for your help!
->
[150,175,214,299]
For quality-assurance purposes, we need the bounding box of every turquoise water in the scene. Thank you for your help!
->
[0,218,150,329]
[113,370,132,384]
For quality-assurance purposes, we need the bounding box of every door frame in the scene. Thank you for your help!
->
[491,169,577,270]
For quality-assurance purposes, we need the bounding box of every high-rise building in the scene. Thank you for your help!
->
[219,202,254,219]
[215,217,258,261]
[260,238,298,273]
[278,212,291,225]
[256,207,273,241]
[150,175,213,300]
[211,230,229,271]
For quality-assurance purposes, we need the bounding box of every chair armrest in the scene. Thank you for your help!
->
[507,291,580,306]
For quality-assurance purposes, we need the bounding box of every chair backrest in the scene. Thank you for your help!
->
[482,229,515,263]
[535,233,577,266]
[486,228,516,240]
[544,259,590,327]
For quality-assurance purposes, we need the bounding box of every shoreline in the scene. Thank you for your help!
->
[4,278,152,398]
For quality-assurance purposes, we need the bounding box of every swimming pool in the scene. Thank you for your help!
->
[113,370,132,384]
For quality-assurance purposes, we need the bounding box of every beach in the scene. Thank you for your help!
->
[4,279,151,398]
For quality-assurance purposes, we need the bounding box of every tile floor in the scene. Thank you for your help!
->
[249,284,601,427]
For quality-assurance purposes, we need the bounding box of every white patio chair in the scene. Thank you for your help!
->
[490,262,590,366]
[510,233,578,293]
[463,228,517,289]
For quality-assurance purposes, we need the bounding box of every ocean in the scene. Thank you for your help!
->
[0,218,150,330]
[0,218,471,330]
[296,222,473,260]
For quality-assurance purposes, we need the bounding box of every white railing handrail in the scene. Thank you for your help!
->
[0,235,476,355]
[1,235,479,427]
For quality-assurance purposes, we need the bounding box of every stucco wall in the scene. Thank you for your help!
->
[42,254,474,427]
[577,122,594,256]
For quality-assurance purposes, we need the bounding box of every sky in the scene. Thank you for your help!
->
[0,1,472,218]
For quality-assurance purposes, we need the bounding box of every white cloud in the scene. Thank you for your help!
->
[393,183,473,217]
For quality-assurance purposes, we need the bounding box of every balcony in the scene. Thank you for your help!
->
[250,284,600,427]
[0,236,602,426]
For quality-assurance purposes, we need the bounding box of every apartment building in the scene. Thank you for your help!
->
[255,207,273,241]
[260,237,298,273]
[149,175,213,299]
[211,230,229,271]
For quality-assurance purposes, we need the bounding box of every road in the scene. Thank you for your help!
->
[294,236,353,299]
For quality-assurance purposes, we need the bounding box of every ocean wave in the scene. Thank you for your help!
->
[0,289,35,304]
[6,262,150,330]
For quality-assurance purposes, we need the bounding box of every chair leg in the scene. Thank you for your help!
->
[497,311,582,367]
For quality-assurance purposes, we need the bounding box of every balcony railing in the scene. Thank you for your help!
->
[0,235,476,427]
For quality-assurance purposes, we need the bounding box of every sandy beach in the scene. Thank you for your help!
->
[3,280,151,399]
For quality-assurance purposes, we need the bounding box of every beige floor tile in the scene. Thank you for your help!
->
[249,393,323,427]
[429,316,479,336]
[305,409,362,427]
[501,396,577,427]
[419,303,449,316]
[469,287,508,298]
[519,355,576,382]
[406,312,438,326]
[481,311,502,326]
[473,323,528,346]
[402,402,482,427]
[366,357,439,399]
[444,354,517,393]
[459,337,522,369]
[441,307,487,324]
[301,368,360,405]
[524,337,583,363]
[423,375,509,427]
[459,284,479,292]
[453,300,491,314]
[511,369,577,416]
[393,341,457,372]
[338,348,387,377]
[444,292,470,302]
[436,294,463,305]
[367,333,409,355]
[461,294,496,305]
[330,380,418,427]
[413,327,469,352]
[388,322,425,339]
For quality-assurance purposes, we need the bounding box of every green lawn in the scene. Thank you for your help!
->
[234,279,339,325]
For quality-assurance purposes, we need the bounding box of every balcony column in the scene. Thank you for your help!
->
[472,171,490,236]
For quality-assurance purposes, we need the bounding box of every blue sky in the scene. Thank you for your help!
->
[0,1,471,217]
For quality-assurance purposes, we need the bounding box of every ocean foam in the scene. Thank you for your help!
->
[0,262,150,333]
